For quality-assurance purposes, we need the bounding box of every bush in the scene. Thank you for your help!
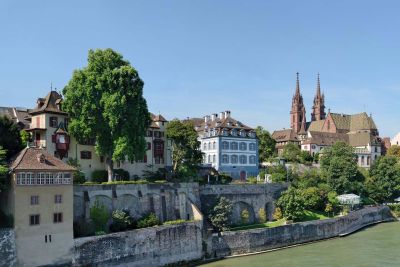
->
[248,177,257,184]
[271,173,286,183]
[142,168,168,182]
[273,207,283,220]
[219,173,233,184]
[388,204,400,217]
[90,200,109,232]
[109,209,135,232]
[137,213,160,228]
[73,219,95,238]
[241,209,250,224]
[258,208,267,223]
[114,169,130,181]
[73,171,86,184]
[92,170,108,183]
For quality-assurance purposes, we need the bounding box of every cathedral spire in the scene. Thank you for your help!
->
[311,73,326,122]
[316,73,321,98]
[291,72,306,133]
[295,72,300,96]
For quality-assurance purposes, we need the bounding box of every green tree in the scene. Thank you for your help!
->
[63,49,150,182]
[299,150,313,164]
[366,155,400,203]
[255,126,276,162]
[320,142,364,194]
[0,147,9,192]
[282,143,301,163]
[276,187,305,221]
[90,200,109,233]
[0,116,23,160]
[166,119,202,179]
[272,207,283,220]
[209,197,233,231]
[387,145,400,158]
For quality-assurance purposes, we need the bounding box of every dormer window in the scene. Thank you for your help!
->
[49,117,58,128]
[231,129,237,136]
[37,154,45,163]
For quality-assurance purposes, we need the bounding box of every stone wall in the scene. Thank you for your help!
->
[73,220,203,266]
[210,206,394,257]
[200,183,287,224]
[0,228,16,267]
[74,183,200,223]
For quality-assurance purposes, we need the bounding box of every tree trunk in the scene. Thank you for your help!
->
[106,156,113,182]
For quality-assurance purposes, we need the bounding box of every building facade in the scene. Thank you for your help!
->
[272,74,383,168]
[3,91,172,180]
[2,147,75,266]
[190,111,259,180]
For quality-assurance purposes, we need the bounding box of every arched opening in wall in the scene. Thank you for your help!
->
[230,201,255,225]
[265,202,274,222]
[116,194,140,219]
[91,195,113,215]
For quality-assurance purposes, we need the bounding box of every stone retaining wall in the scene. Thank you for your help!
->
[0,228,16,267]
[211,206,394,257]
[73,220,203,266]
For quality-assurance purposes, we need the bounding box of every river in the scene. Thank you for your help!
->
[202,221,400,267]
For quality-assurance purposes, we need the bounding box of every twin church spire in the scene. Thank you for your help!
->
[291,73,326,134]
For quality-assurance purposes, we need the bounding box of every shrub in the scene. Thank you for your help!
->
[90,200,109,232]
[142,168,168,182]
[241,209,250,225]
[271,173,286,183]
[0,210,13,228]
[272,207,283,221]
[92,170,108,183]
[73,219,95,238]
[219,173,233,184]
[114,169,130,181]
[137,213,160,228]
[248,177,257,184]
[73,171,86,184]
[258,208,267,223]
[110,209,134,232]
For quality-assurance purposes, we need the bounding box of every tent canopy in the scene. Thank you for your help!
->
[337,193,361,205]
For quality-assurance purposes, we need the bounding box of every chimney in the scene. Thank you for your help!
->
[204,115,210,123]
[211,113,218,121]
[224,110,231,118]
[219,112,225,120]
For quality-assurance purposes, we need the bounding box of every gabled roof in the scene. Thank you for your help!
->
[329,112,377,132]
[189,114,254,135]
[152,114,168,122]
[10,147,76,171]
[29,91,68,115]
[307,120,324,132]
[348,131,380,147]
[0,107,31,129]
[303,131,348,145]
[272,129,299,142]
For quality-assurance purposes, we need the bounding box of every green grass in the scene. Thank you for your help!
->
[230,219,286,231]
[229,210,334,231]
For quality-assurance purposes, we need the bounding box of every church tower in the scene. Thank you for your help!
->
[290,73,306,133]
[311,73,326,121]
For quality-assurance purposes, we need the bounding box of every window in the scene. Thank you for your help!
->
[31,196,39,205]
[63,173,72,184]
[46,173,53,184]
[40,172,46,185]
[222,141,229,150]
[53,213,63,223]
[55,194,62,204]
[239,155,247,164]
[249,143,256,151]
[240,142,247,151]
[361,156,365,165]
[213,155,216,163]
[80,151,92,159]
[374,147,378,153]
[203,143,207,150]
[147,130,153,137]
[49,117,58,128]
[367,156,370,166]
[208,142,211,150]
[231,129,237,136]
[249,155,256,164]
[222,154,229,164]
[208,155,211,163]
[30,214,40,225]
[212,142,216,150]
[230,142,238,150]
[231,155,238,164]
[147,142,151,150]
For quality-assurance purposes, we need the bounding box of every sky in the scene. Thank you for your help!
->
[0,0,400,137]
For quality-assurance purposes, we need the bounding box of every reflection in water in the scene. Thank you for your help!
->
[202,222,400,267]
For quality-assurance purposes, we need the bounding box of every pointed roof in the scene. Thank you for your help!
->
[29,91,68,115]
[10,147,76,171]
[315,73,322,99]
[295,72,301,97]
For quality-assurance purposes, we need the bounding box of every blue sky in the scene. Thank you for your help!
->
[0,1,399,137]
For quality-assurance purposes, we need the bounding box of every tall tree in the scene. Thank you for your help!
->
[320,141,364,194]
[282,143,301,162]
[0,147,9,192]
[366,155,400,203]
[0,116,23,160]
[255,126,276,162]
[63,49,151,182]
[387,145,400,158]
[166,120,202,179]
[209,197,233,231]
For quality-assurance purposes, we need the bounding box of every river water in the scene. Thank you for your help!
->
[202,221,400,267]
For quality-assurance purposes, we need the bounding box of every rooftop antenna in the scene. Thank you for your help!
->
[50,82,53,92]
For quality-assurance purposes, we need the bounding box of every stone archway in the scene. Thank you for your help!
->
[230,201,255,225]
[265,202,275,221]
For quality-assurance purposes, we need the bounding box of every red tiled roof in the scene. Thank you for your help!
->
[10,147,76,171]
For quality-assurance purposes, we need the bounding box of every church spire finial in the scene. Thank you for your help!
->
[316,73,321,98]
[295,72,300,96]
